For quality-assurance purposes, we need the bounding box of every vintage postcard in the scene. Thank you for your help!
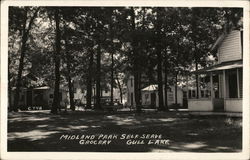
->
[1,0,249,160]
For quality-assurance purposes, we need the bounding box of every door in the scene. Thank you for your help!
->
[34,90,44,105]
[26,90,32,106]
[131,93,133,106]
[213,98,224,111]
[150,93,156,108]
[228,70,238,98]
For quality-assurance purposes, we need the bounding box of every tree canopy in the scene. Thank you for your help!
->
[8,7,243,112]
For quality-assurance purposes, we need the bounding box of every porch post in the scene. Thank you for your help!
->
[198,75,201,99]
[223,70,227,98]
[195,74,200,99]
[218,74,222,98]
[186,75,189,99]
[236,68,240,98]
[210,72,214,100]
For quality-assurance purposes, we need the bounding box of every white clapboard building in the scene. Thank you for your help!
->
[188,30,243,113]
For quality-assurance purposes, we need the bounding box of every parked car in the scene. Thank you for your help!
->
[101,97,123,112]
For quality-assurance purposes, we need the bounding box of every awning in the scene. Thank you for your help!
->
[192,60,242,74]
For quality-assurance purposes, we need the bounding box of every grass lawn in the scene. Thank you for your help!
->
[8,110,242,152]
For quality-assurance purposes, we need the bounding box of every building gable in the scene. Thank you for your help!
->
[218,30,242,63]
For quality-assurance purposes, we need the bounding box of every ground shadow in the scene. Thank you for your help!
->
[8,110,242,152]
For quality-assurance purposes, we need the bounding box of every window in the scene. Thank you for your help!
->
[130,78,133,87]
[239,69,243,98]
[168,93,174,101]
[183,91,187,98]
[145,94,149,100]
[105,90,108,93]
[49,94,53,99]
[131,93,133,105]
[206,90,210,97]
[188,90,192,98]
[74,88,77,93]
[192,90,196,98]
[20,95,24,101]
[228,70,238,98]
[59,92,62,101]
[201,90,204,98]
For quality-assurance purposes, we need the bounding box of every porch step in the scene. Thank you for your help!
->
[189,111,242,117]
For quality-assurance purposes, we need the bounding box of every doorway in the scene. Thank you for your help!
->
[131,93,133,106]
[150,93,156,108]
[228,70,238,98]
[26,90,32,106]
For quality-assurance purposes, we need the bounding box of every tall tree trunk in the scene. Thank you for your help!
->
[12,8,39,112]
[8,59,12,110]
[193,31,199,98]
[110,50,114,105]
[157,49,164,111]
[13,34,26,112]
[164,62,169,111]
[86,49,94,109]
[95,44,102,110]
[65,35,75,111]
[51,8,61,114]
[156,8,165,111]
[130,7,141,112]
[134,68,141,112]
[138,72,142,105]
[175,72,178,105]
[192,9,199,99]
[110,15,114,105]
[115,74,123,103]
[195,59,199,99]
[225,9,231,33]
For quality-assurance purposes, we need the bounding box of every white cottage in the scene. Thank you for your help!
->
[188,30,243,113]
[141,84,183,108]
[126,75,183,108]
[71,78,123,106]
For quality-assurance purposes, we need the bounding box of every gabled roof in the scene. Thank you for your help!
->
[142,84,182,92]
[210,29,242,51]
[210,32,226,51]
[142,85,158,91]
[33,86,50,90]
[23,72,38,81]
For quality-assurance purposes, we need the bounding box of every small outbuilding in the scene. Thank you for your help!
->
[141,84,183,108]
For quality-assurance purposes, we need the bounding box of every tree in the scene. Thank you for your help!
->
[63,27,75,111]
[130,7,142,112]
[155,7,165,111]
[187,7,242,99]
[51,8,61,114]
[8,7,243,113]
[86,47,94,109]
[10,7,39,112]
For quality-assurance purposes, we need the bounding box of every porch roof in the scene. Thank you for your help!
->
[192,60,242,74]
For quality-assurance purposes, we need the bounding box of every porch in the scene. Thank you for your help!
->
[187,60,243,113]
[188,98,242,113]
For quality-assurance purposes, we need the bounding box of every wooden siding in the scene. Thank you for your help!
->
[218,30,242,63]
